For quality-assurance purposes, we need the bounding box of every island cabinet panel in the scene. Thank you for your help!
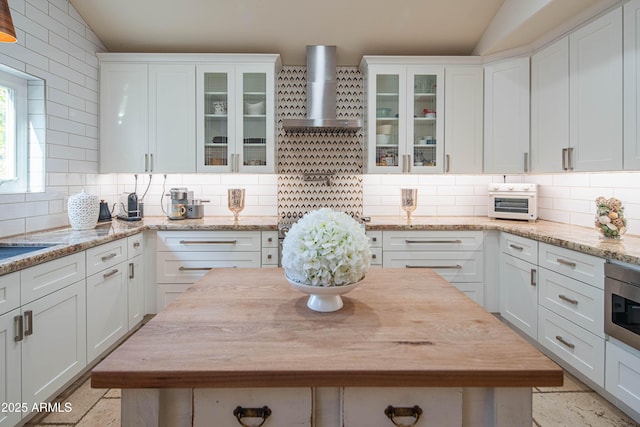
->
[606,339,640,412]
[499,252,539,340]
[343,387,462,427]
[193,388,312,427]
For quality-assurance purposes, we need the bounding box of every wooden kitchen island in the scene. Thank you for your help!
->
[92,268,562,427]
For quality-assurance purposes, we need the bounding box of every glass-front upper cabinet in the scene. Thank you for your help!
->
[197,56,280,173]
[361,59,444,173]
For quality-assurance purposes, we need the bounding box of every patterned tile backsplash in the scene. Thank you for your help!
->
[277,66,364,223]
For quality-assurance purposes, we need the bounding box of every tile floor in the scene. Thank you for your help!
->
[24,369,639,426]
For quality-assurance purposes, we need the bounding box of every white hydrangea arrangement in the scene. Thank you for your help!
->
[282,208,371,287]
[595,196,627,239]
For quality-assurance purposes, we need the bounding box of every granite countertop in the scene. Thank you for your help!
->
[1,215,638,276]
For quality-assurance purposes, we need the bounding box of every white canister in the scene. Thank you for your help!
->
[67,190,99,230]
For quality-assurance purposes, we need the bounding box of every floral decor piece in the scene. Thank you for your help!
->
[282,208,371,287]
[595,196,627,239]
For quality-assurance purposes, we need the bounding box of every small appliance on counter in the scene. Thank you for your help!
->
[487,183,538,221]
[165,187,209,220]
[116,192,143,221]
[98,199,112,222]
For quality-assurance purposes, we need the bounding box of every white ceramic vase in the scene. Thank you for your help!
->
[67,190,99,230]
[286,275,363,312]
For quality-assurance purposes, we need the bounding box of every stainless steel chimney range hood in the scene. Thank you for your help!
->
[282,45,362,133]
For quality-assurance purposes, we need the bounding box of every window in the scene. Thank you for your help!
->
[0,67,45,193]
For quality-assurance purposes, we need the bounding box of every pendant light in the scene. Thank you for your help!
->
[0,0,16,43]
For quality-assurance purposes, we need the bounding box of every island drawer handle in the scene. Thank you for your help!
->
[406,265,462,269]
[555,335,575,349]
[384,405,423,427]
[405,239,462,244]
[233,405,271,427]
[101,253,118,262]
[509,244,524,251]
[558,294,578,305]
[179,266,213,271]
[556,258,576,268]
[179,240,237,245]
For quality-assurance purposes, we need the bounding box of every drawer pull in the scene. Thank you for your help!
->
[24,310,33,336]
[103,269,118,279]
[179,240,237,245]
[405,265,462,269]
[555,335,575,349]
[405,239,462,244]
[129,262,135,279]
[371,236,378,242]
[233,405,271,427]
[178,266,213,271]
[372,254,377,259]
[267,254,272,260]
[509,244,524,251]
[556,258,576,268]
[14,315,23,342]
[384,405,423,427]
[558,294,578,305]
[101,253,118,262]
[133,242,140,248]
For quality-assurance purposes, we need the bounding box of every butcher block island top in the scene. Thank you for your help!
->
[92,268,562,390]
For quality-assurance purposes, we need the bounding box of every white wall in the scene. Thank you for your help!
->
[0,0,104,238]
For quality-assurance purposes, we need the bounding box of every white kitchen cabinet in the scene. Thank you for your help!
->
[20,280,87,411]
[536,243,605,387]
[366,230,383,267]
[360,59,445,173]
[569,8,623,172]
[0,308,21,426]
[530,37,570,173]
[624,0,640,170]
[98,55,197,173]
[127,234,145,329]
[196,57,281,173]
[444,66,484,173]
[343,387,462,427]
[156,231,262,310]
[86,240,129,361]
[483,57,530,174]
[193,388,312,427]
[383,231,484,305]
[0,271,20,316]
[261,231,278,268]
[500,249,539,340]
[606,339,640,414]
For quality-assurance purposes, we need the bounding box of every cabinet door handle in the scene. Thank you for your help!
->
[14,315,23,342]
[555,335,575,349]
[524,152,529,172]
[567,147,574,170]
[445,154,450,173]
[558,294,578,305]
[384,405,423,427]
[149,153,154,172]
[144,153,149,172]
[178,240,237,245]
[179,266,213,271]
[509,244,524,251]
[233,405,271,427]
[556,258,576,268]
[24,310,33,336]
[103,269,119,279]
[406,264,462,269]
[530,268,537,287]
[101,252,118,262]
[405,240,462,244]
[562,148,568,171]
[129,262,135,279]
[407,154,412,173]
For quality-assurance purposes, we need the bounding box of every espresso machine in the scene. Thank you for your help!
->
[166,188,207,220]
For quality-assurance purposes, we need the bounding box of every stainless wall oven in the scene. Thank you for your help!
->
[605,262,640,351]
